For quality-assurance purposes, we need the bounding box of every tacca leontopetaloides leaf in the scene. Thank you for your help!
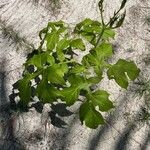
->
[74,18,115,43]
[36,78,60,103]
[47,63,68,85]
[70,64,86,74]
[74,19,100,45]
[82,42,112,66]
[87,90,114,111]
[95,42,113,58]
[107,59,140,89]
[25,52,55,68]
[18,76,31,105]
[56,38,70,51]
[102,28,115,39]
[70,38,85,51]
[79,101,105,129]
[46,32,59,51]
[56,38,70,61]
[60,75,90,105]
[79,89,114,129]
[74,18,94,33]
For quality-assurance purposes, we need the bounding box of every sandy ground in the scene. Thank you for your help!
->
[0,0,150,149]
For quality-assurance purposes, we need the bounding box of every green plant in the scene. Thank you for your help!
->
[16,0,140,129]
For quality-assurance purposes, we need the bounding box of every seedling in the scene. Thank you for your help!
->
[16,0,140,129]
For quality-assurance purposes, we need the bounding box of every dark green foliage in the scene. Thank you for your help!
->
[79,101,105,129]
[16,0,140,129]
[107,59,140,89]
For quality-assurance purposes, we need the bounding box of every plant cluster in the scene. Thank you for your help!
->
[16,0,140,129]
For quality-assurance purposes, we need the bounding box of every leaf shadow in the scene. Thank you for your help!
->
[48,103,73,128]
[49,111,79,150]
[88,84,149,150]
[0,59,25,150]
[141,133,150,150]
[114,113,142,150]
[9,81,74,128]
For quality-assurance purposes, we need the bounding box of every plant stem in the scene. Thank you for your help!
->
[59,60,75,65]
[106,7,122,27]
[95,26,105,48]
[99,2,105,26]
[95,0,108,48]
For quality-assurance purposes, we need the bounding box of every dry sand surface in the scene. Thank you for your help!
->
[0,0,150,149]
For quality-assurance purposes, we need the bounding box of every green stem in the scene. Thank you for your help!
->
[101,11,105,26]
[29,69,44,79]
[28,60,75,80]
[59,60,76,65]
[106,7,122,27]
[96,6,123,47]
[99,3,105,26]
[95,26,105,48]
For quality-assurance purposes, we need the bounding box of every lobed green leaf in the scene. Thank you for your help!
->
[70,38,85,51]
[46,32,59,51]
[18,76,31,105]
[36,78,60,103]
[79,101,105,129]
[47,63,68,85]
[107,59,140,89]
[25,52,55,68]
[60,75,90,105]
[87,90,114,111]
